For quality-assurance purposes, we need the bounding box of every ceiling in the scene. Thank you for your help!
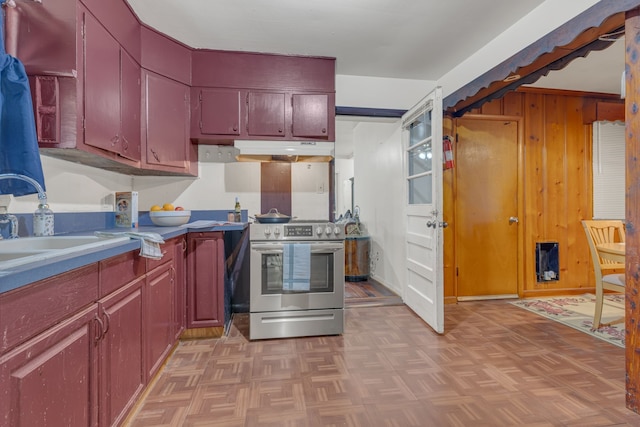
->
[125,0,626,158]
[126,0,550,81]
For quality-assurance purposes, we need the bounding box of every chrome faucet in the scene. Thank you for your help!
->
[0,173,53,236]
[0,173,48,205]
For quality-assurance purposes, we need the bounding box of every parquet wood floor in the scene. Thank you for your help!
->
[344,280,403,307]
[125,300,640,427]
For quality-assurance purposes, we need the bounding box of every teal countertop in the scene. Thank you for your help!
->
[0,223,247,294]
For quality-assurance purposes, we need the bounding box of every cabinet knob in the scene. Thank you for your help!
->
[233,125,238,132]
[322,128,326,134]
[278,128,283,133]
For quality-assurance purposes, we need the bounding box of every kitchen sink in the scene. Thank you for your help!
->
[0,235,123,251]
[0,252,43,262]
[0,235,131,270]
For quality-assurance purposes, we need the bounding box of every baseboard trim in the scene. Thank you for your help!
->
[457,294,519,302]
[180,326,224,339]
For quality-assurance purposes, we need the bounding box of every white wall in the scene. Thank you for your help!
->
[336,75,435,110]
[133,158,261,216]
[5,146,329,219]
[334,158,354,217]
[3,155,131,213]
[352,120,404,295]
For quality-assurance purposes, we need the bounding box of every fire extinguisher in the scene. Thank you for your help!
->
[443,135,454,169]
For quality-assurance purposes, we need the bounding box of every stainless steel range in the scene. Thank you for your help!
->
[249,221,345,340]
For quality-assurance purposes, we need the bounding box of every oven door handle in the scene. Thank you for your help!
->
[311,247,343,254]
[251,243,344,253]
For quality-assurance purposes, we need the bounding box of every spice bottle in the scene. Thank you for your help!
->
[234,197,241,222]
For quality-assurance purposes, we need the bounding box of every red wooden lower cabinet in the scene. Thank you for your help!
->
[0,305,99,427]
[187,232,225,328]
[173,237,187,340]
[98,276,145,427]
[0,234,218,426]
[145,250,176,380]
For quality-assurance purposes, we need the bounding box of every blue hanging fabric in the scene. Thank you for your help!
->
[0,0,47,196]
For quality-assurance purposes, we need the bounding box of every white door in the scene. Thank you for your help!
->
[402,87,444,333]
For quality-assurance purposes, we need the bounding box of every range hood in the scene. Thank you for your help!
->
[234,140,334,161]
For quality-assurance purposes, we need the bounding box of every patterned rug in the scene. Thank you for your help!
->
[509,293,625,348]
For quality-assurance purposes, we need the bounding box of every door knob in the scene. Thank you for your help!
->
[509,216,519,224]
[426,220,437,228]
[440,221,448,228]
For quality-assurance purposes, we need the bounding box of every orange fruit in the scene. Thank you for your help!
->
[175,206,184,211]
[150,205,162,211]
[162,203,175,211]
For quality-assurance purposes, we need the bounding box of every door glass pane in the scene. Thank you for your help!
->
[409,174,432,204]
[409,110,432,146]
[409,141,432,176]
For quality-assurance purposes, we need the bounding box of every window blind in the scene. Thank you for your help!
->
[592,121,625,220]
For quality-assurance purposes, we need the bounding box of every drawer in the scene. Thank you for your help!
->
[0,264,99,354]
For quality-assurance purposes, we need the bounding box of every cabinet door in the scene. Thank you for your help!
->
[200,89,241,136]
[187,232,225,328]
[145,262,174,379]
[247,91,286,137]
[145,71,190,169]
[119,49,141,161]
[292,93,330,139]
[98,277,144,427]
[0,306,99,427]
[83,11,120,154]
[174,237,187,340]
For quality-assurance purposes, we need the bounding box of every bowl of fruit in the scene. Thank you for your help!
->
[149,203,191,227]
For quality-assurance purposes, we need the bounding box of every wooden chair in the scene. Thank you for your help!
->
[581,220,626,329]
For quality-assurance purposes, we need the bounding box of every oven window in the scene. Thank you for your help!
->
[261,252,335,294]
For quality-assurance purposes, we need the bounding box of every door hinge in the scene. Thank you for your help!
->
[456,267,459,276]
[199,91,202,102]
[455,133,458,143]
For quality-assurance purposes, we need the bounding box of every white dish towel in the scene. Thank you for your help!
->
[282,243,311,291]
[95,231,165,260]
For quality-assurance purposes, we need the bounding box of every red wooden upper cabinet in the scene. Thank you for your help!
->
[119,49,142,162]
[199,89,242,136]
[292,93,334,139]
[190,50,335,143]
[247,91,286,137]
[143,70,191,172]
[83,11,121,155]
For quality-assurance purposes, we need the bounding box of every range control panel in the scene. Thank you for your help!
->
[250,222,345,241]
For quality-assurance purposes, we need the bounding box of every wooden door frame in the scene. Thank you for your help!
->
[452,114,525,299]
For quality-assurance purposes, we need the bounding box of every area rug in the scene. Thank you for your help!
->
[509,294,625,348]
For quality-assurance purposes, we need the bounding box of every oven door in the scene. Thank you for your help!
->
[249,241,345,312]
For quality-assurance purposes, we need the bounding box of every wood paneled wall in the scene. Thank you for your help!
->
[444,90,624,299]
[443,118,456,303]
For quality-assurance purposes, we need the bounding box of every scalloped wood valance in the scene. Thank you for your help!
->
[444,0,640,117]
